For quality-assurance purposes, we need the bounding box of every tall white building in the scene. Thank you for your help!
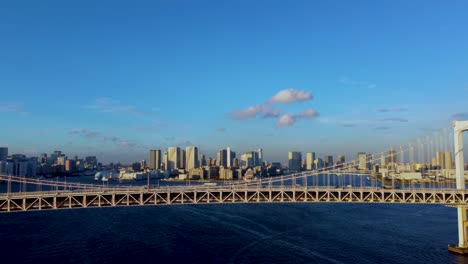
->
[358,152,368,170]
[306,152,315,170]
[257,148,263,165]
[167,147,180,170]
[149,149,162,170]
[227,147,232,167]
[186,146,199,170]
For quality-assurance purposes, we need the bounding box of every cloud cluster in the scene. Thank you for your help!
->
[229,105,281,120]
[87,97,157,120]
[276,109,320,127]
[229,88,318,127]
[0,103,28,114]
[378,118,408,122]
[377,107,408,113]
[68,128,99,138]
[69,128,144,149]
[268,89,313,104]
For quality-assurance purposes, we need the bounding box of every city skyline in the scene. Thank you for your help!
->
[1,1,468,163]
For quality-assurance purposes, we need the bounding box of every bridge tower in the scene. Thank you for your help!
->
[449,121,468,254]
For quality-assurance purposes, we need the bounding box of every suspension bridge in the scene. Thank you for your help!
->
[2,121,468,254]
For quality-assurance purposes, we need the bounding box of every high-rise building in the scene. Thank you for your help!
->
[227,147,232,167]
[56,156,67,166]
[358,152,368,170]
[149,149,162,170]
[179,149,186,169]
[199,154,206,167]
[163,151,168,170]
[381,151,387,167]
[387,149,397,164]
[436,151,453,170]
[186,146,199,170]
[324,156,334,167]
[306,152,315,170]
[288,151,302,172]
[233,158,239,168]
[0,147,8,161]
[167,147,180,170]
[337,155,345,164]
[445,151,453,170]
[314,158,324,170]
[257,148,263,165]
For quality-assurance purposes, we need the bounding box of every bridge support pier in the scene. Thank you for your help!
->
[449,121,468,255]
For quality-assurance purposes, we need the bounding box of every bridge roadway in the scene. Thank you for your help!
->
[1,185,468,213]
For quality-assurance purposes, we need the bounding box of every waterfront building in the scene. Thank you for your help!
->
[163,151,168,170]
[179,149,186,169]
[288,151,302,172]
[56,156,67,166]
[185,146,199,170]
[233,158,239,168]
[387,149,397,164]
[358,152,368,170]
[65,160,76,172]
[324,156,334,168]
[306,152,315,170]
[337,155,345,164]
[257,148,263,165]
[149,149,162,170]
[199,154,206,167]
[85,156,98,168]
[314,158,324,170]
[167,147,180,170]
[0,147,8,161]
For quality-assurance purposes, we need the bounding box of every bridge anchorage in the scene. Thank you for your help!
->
[2,121,468,254]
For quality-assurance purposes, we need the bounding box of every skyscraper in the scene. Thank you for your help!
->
[387,149,397,164]
[167,147,180,170]
[186,146,199,170]
[288,151,302,172]
[306,152,315,170]
[163,151,168,170]
[179,149,186,169]
[0,147,8,161]
[257,148,263,165]
[358,152,368,170]
[227,147,232,167]
[337,155,345,164]
[149,149,162,170]
[324,156,334,167]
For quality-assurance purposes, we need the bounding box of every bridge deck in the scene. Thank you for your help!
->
[1,186,468,212]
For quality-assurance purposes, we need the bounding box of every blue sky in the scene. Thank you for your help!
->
[1,0,468,163]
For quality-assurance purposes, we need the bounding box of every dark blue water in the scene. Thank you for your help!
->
[0,202,466,263]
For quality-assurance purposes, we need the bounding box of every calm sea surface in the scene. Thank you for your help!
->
[0,177,467,263]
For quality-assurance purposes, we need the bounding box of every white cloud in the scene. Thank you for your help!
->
[268,89,313,104]
[229,105,263,120]
[295,109,319,119]
[261,106,281,118]
[0,103,28,114]
[276,113,296,127]
[229,105,281,120]
[68,128,99,138]
[377,107,408,113]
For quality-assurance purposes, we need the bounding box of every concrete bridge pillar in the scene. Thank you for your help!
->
[449,121,468,254]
